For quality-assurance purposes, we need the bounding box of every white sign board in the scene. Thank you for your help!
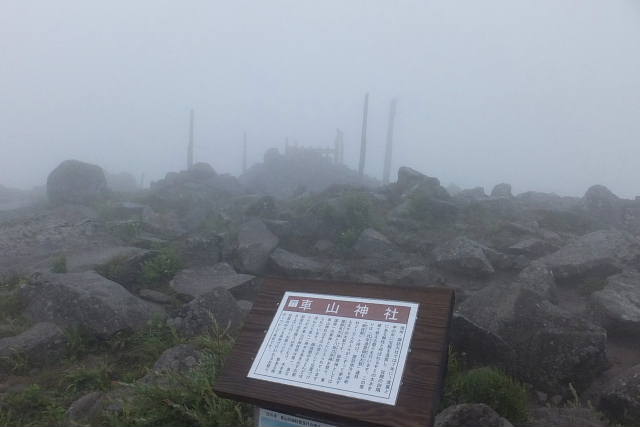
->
[248,292,419,405]
[257,408,336,427]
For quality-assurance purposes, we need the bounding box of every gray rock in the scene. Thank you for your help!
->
[599,363,640,425]
[140,344,205,385]
[590,271,640,336]
[583,185,621,225]
[0,204,120,277]
[353,228,397,259]
[507,238,558,258]
[457,186,487,200]
[174,235,223,268]
[396,167,449,199]
[0,322,67,372]
[268,248,324,278]
[541,230,640,283]
[313,239,334,253]
[516,261,557,302]
[66,391,106,427]
[233,219,279,274]
[237,300,253,316]
[520,407,606,427]
[433,237,495,278]
[46,160,108,205]
[393,265,446,287]
[169,287,243,337]
[139,289,173,304]
[435,404,512,427]
[170,262,257,300]
[491,183,513,198]
[453,282,607,393]
[20,272,165,338]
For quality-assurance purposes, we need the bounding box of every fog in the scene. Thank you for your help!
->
[1,0,639,197]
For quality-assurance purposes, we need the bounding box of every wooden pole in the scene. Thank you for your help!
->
[243,131,247,173]
[187,109,194,170]
[382,98,397,185]
[358,93,369,177]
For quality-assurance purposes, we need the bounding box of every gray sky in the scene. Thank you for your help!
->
[1,1,639,197]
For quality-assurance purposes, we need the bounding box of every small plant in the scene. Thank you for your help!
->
[445,366,528,422]
[141,247,182,285]
[65,326,96,361]
[64,361,114,393]
[0,385,66,427]
[0,350,29,375]
[50,254,67,273]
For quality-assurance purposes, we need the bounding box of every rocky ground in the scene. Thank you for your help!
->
[1,150,640,426]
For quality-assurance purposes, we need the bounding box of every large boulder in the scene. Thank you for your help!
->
[432,237,495,278]
[0,322,67,373]
[583,185,621,225]
[507,238,558,258]
[396,167,449,199]
[541,230,640,283]
[170,262,258,300]
[233,219,279,274]
[20,272,165,338]
[516,261,557,302]
[457,187,487,201]
[598,363,640,425]
[268,248,324,278]
[353,228,398,259]
[0,204,120,277]
[452,282,607,393]
[491,183,512,198]
[47,160,108,205]
[168,287,244,338]
[435,404,512,427]
[590,271,640,337]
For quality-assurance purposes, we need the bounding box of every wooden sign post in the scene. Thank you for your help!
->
[214,278,455,427]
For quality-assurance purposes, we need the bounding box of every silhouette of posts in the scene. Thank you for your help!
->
[382,99,397,185]
[187,109,194,170]
[358,93,369,177]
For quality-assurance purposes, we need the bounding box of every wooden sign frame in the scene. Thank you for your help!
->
[214,278,455,427]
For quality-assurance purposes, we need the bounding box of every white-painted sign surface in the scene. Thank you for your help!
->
[248,292,419,405]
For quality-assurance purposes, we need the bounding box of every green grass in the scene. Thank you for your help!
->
[141,247,182,285]
[443,366,529,422]
[0,385,66,427]
[106,324,251,427]
[50,254,67,273]
[0,317,241,427]
[64,360,114,393]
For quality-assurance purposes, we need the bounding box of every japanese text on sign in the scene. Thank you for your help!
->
[248,292,419,405]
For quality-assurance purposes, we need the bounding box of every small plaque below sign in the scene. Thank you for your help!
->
[248,292,419,405]
[257,408,336,427]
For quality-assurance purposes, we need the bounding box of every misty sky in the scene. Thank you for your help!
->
[1,1,639,197]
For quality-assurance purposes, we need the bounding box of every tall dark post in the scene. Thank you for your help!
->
[382,98,397,185]
[242,131,247,173]
[187,109,194,170]
[358,93,369,177]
